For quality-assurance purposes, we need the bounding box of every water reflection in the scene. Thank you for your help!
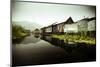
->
[12,37,25,44]
[13,35,41,44]
[41,35,96,61]
[34,34,40,38]
[12,35,96,66]
[13,35,69,66]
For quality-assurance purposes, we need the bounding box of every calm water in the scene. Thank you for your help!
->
[12,35,96,66]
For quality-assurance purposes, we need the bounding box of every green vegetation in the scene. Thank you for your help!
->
[51,33,96,45]
[12,25,30,39]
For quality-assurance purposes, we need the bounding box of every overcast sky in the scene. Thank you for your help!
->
[12,0,96,27]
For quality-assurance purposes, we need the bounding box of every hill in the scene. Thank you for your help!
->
[12,21,42,31]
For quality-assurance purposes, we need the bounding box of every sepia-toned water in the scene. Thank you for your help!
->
[12,34,96,66]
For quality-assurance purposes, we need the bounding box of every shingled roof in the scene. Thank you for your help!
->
[76,17,96,23]
[64,17,74,24]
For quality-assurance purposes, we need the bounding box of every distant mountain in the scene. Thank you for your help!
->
[12,21,43,31]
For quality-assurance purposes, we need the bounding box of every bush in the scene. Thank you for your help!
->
[12,25,30,39]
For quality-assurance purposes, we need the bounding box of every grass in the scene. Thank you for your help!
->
[12,25,30,39]
[51,34,96,45]
[12,31,28,39]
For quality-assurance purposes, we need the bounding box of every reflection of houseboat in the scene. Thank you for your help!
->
[25,30,31,36]
[40,17,96,35]
[33,29,40,38]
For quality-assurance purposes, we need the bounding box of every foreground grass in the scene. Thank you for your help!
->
[51,34,96,45]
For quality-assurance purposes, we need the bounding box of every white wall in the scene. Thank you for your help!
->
[77,19,88,32]
[88,20,96,31]
[64,23,78,33]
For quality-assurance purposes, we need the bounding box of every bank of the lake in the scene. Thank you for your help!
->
[51,34,96,45]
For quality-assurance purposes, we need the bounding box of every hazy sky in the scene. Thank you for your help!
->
[12,0,96,27]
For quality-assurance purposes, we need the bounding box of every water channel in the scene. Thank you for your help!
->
[12,34,96,66]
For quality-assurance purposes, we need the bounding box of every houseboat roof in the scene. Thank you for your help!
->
[51,17,75,26]
[75,17,96,23]
[63,17,74,24]
[41,17,96,29]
